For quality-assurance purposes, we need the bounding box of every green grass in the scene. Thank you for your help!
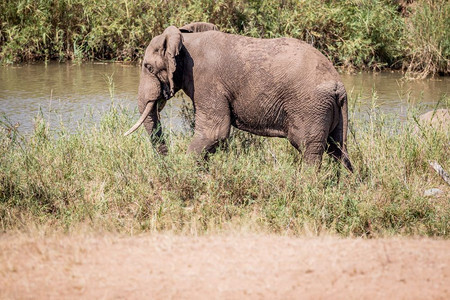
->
[404,0,450,78]
[1,0,449,77]
[0,94,449,237]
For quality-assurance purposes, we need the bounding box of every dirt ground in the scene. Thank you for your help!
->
[0,234,449,299]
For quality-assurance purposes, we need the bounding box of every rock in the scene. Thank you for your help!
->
[415,109,450,135]
[423,188,444,197]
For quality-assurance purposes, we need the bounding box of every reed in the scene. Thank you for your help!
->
[404,0,450,78]
[0,0,448,77]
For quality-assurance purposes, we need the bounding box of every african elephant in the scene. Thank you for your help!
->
[179,21,219,33]
[124,23,353,172]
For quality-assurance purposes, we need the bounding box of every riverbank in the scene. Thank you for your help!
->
[1,0,449,78]
[1,92,449,236]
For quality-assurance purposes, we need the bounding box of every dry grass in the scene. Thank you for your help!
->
[0,92,449,237]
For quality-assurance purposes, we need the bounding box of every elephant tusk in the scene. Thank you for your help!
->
[123,101,153,136]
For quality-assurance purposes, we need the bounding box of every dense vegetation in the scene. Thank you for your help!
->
[1,0,449,78]
[1,93,449,236]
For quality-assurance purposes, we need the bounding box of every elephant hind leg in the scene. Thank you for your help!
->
[326,128,353,172]
[303,140,327,168]
[287,129,327,169]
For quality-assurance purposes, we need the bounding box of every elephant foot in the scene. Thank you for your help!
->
[157,143,168,155]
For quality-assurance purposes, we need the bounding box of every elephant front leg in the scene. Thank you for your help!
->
[187,111,231,157]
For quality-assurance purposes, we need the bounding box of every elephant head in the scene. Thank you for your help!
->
[179,22,219,33]
[124,26,183,138]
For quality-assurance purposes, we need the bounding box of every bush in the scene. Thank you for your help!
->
[1,0,448,76]
[404,0,450,78]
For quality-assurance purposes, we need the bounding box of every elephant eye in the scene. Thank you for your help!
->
[144,63,154,73]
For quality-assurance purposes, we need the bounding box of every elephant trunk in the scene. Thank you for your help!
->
[124,73,163,137]
[123,101,154,136]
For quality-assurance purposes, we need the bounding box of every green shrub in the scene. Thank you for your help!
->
[1,0,448,76]
[404,0,450,78]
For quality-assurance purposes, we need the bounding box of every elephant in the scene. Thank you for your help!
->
[179,21,219,33]
[124,23,353,172]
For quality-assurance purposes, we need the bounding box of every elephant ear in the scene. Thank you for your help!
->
[179,22,219,33]
[162,26,184,97]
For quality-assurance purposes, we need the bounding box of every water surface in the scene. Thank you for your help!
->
[1,63,448,133]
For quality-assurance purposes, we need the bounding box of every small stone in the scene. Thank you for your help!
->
[423,188,444,197]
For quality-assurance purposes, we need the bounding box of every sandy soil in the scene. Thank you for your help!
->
[0,234,449,299]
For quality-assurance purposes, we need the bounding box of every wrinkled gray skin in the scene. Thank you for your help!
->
[179,22,219,33]
[125,23,353,171]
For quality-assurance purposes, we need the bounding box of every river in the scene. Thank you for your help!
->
[0,62,449,134]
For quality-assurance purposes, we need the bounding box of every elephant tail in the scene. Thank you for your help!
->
[327,82,354,172]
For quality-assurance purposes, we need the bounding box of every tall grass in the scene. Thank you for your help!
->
[1,0,448,76]
[0,93,448,236]
[404,0,450,78]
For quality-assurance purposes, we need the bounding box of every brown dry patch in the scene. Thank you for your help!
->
[1,234,449,299]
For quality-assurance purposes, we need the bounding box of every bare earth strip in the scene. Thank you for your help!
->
[0,235,449,299]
